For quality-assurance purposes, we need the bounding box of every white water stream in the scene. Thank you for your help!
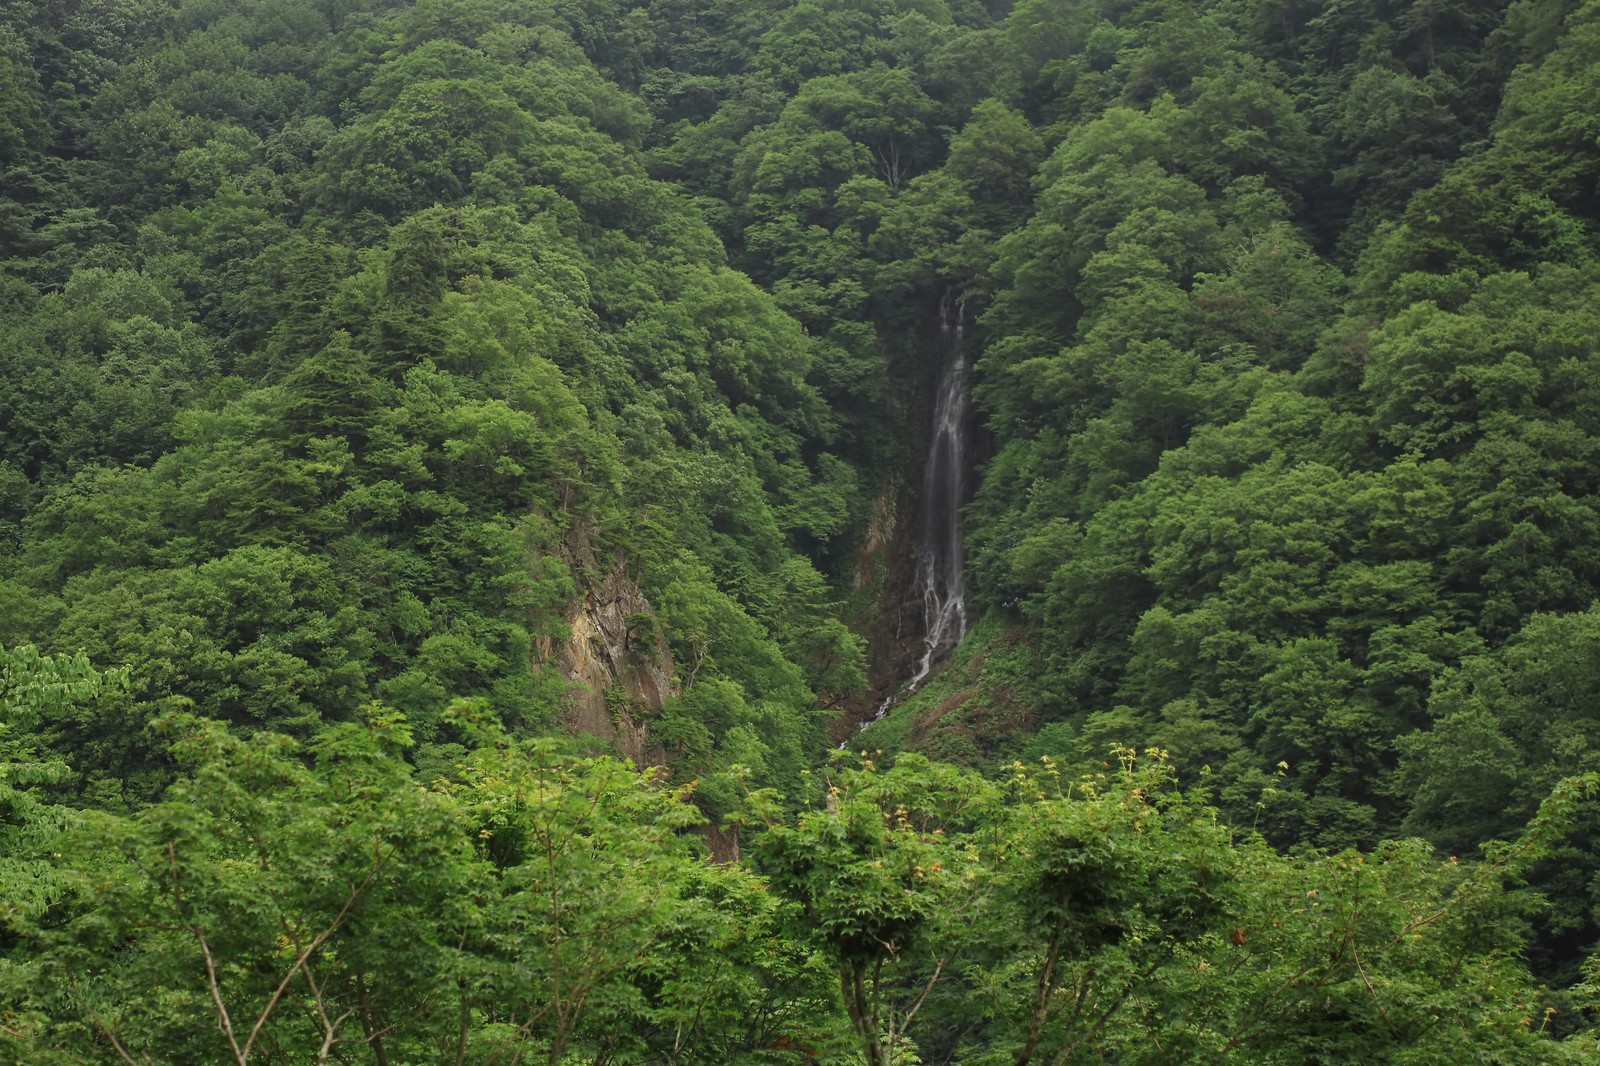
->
[906,311,970,691]
[856,289,972,735]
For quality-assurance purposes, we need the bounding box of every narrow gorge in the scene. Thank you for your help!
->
[908,288,973,693]
[854,286,978,737]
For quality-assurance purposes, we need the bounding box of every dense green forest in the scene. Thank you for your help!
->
[5,0,1600,1060]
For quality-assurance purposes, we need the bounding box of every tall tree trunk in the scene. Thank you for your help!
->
[841,965,889,1066]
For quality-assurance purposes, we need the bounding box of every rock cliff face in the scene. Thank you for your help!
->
[549,556,675,769]
[548,557,742,861]
[840,485,923,736]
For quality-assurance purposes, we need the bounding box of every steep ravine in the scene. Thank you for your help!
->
[841,287,980,738]
[555,288,983,756]
[908,287,973,692]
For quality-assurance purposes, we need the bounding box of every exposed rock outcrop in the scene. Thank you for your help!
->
[547,556,674,770]
[834,482,923,739]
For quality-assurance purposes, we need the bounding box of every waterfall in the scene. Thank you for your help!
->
[906,287,971,692]
[851,288,973,740]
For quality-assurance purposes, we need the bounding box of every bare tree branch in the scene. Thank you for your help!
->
[238,840,395,1063]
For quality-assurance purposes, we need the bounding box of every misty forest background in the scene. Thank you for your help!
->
[6,0,1600,1061]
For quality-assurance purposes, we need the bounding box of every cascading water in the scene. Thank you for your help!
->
[906,288,971,692]
[856,288,973,736]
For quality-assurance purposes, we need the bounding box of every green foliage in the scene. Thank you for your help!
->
[752,746,1592,1065]
[2,703,840,1064]
[2,692,1593,1064]
[0,646,125,933]
[7,0,1600,1050]
[0,0,865,802]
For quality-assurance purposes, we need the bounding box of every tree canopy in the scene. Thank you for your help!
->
[6,0,1600,1057]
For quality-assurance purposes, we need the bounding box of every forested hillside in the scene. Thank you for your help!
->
[5,0,1600,1061]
